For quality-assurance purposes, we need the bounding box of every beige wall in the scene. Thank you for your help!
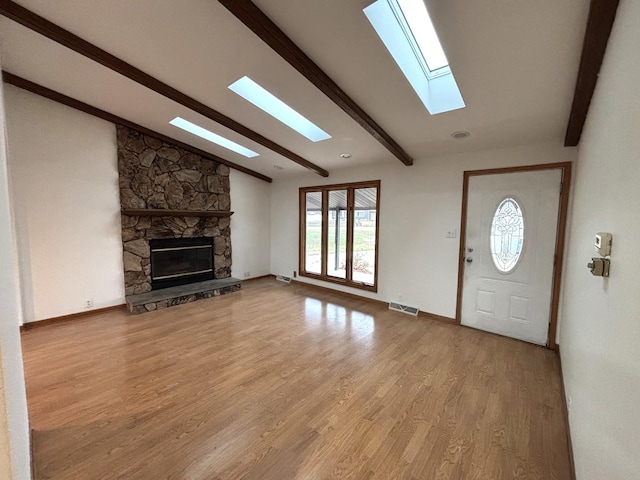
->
[5,85,125,322]
[270,141,576,318]
[230,169,271,280]
[0,62,31,479]
[0,358,15,480]
[559,0,640,478]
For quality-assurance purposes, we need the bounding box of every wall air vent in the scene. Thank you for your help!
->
[276,275,292,283]
[389,301,419,316]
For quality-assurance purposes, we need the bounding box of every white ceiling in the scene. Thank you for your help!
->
[0,0,589,180]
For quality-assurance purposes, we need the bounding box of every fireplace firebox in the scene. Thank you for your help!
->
[150,237,214,290]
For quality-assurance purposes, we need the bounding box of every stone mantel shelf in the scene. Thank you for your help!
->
[121,209,234,217]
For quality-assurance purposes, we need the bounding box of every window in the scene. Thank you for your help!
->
[169,117,259,158]
[299,180,380,291]
[228,76,331,142]
[363,0,465,115]
[490,197,524,273]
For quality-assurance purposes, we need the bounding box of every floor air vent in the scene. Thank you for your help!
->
[276,275,292,283]
[389,302,419,316]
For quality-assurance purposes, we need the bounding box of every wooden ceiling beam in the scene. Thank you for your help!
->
[219,0,414,167]
[0,0,328,177]
[3,72,273,183]
[564,0,620,146]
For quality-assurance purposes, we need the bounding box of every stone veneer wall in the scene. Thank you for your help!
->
[117,125,232,296]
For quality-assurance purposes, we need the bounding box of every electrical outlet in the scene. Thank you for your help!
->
[243,271,251,278]
[446,229,457,238]
[398,294,403,302]
[85,299,93,309]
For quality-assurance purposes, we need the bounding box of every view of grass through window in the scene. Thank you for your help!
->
[304,223,375,254]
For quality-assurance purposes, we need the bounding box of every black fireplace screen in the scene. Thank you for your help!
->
[150,237,214,290]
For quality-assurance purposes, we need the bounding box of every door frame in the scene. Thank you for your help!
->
[455,162,572,349]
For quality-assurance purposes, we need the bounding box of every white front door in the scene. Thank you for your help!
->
[460,169,563,345]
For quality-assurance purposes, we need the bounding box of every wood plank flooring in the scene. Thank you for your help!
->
[21,278,571,479]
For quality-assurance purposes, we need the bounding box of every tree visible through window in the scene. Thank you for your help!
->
[299,181,380,291]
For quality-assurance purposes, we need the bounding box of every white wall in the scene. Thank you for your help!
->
[5,86,124,322]
[230,169,271,280]
[0,68,31,479]
[559,1,640,478]
[271,141,576,318]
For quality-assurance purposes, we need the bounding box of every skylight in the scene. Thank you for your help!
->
[397,0,448,72]
[169,117,259,158]
[228,76,331,142]
[364,0,465,114]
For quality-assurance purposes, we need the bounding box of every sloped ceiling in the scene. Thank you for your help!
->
[0,0,589,180]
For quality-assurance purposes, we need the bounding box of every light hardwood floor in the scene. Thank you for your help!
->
[21,278,571,479]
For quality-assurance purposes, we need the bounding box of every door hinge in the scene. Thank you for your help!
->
[560,181,564,194]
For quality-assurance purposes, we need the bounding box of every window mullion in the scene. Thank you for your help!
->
[320,189,328,277]
[299,189,306,274]
[346,187,355,282]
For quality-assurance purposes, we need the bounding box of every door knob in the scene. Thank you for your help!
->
[466,257,473,263]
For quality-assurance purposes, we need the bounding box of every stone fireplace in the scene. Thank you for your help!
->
[117,125,240,313]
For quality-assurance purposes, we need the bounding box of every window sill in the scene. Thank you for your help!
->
[298,272,378,293]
